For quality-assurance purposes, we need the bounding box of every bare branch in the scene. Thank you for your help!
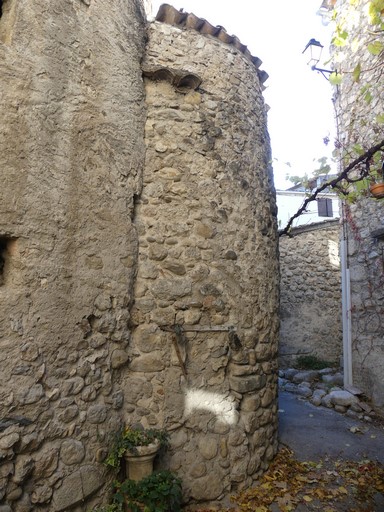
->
[279,139,384,237]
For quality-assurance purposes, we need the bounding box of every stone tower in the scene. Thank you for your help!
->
[128,4,280,502]
[0,1,279,509]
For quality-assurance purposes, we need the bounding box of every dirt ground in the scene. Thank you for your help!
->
[188,445,384,512]
[186,390,384,512]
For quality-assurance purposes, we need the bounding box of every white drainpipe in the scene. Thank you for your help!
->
[340,234,353,387]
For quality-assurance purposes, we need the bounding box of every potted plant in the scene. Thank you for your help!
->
[369,159,384,198]
[105,425,169,482]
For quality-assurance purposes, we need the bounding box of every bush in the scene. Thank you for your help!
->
[295,355,337,370]
[113,470,182,512]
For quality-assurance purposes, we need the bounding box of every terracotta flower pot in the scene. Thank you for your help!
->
[124,440,161,482]
[370,182,384,198]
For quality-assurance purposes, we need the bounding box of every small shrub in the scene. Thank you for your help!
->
[92,504,122,512]
[295,355,337,370]
[113,470,182,512]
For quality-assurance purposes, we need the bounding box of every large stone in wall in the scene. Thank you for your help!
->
[0,0,146,508]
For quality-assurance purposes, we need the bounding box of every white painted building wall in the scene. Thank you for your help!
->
[276,190,340,230]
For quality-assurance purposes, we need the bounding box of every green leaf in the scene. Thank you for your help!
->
[376,113,384,124]
[329,72,342,85]
[367,40,384,55]
[352,144,365,155]
[352,63,361,82]
[364,90,373,104]
[368,0,384,24]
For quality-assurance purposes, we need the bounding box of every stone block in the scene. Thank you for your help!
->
[87,405,108,424]
[60,439,85,465]
[129,353,166,372]
[52,465,104,511]
[150,278,192,300]
[198,437,218,460]
[329,390,359,407]
[229,375,266,393]
[292,371,319,384]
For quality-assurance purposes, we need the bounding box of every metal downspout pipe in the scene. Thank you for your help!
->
[341,202,353,387]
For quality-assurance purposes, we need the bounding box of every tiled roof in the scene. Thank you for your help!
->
[154,3,268,84]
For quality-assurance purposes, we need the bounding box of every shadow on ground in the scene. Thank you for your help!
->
[188,390,384,512]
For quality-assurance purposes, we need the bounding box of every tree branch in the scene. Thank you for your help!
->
[279,139,384,237]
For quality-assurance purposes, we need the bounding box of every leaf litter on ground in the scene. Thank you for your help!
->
[186,446,384,512]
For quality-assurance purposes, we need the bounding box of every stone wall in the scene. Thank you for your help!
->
[0,1,280,509]
[130,14,280,504]
[344,200,384,411]
[279,221,342,367]
[332,0,384,412]
[0,0,146,509]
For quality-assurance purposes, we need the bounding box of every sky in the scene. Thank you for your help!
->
[149,0,336,190]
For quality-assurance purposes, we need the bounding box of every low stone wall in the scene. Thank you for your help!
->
[279,221,342,367]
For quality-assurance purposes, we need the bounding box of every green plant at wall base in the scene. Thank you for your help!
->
[93,504,123,512]
[105,426,169,468]
[113,471,183,512]
[296,355,338,371]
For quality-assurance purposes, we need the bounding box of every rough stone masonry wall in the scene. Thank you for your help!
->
[333,0,384,412]
[279,221,342,368]
[0,1,146,510]
[128,19,280,504]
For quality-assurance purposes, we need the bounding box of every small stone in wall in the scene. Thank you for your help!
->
[13,456,34,484]
[6,483,22,502]
[155,142,168,153]
[31,483,53,504]
[60,439,85,465]
[190,473,225,501]
[18,384,44,405]
[87,404,108,424]
[110,349,129,369]
[0,432,20,450]
[58,405,79,423]
[62,377,85,396]
[129,353,166,372]
[34,449,59,479]
[20,342,40,362]
[198,437,218,460]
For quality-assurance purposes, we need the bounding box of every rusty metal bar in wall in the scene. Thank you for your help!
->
[161,324,237,333]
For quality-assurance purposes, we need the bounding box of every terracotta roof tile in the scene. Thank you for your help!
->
[154,3,268,84]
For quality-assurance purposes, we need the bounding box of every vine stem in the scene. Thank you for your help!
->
[279,138,384,237]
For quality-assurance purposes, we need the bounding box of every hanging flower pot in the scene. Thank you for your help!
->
[105,425,169,482]
[124,439,161,482]
[369,182,384,198]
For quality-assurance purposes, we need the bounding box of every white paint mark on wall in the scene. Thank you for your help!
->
[184,388,238,425]
[328,239,340,267]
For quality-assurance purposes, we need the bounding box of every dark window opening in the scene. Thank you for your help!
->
[317,198,333,217]
[0,1,3,18]
[0,238,8,285]
[0,236,14,285]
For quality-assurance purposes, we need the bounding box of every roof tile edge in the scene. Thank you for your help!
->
[154,3,268,84]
